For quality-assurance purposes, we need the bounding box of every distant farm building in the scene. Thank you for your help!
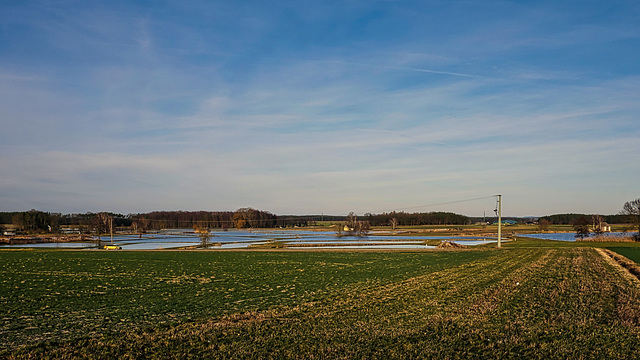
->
[595,222,611,233]
[493,220,518,225]
[60,227,81,234]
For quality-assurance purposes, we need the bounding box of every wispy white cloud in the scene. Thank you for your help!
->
[325,60,481,78]
[1,0,639,215]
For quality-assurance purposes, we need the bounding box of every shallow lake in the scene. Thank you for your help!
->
[520,232,630,242]
[0,230,499,250]
[0,242,98,249]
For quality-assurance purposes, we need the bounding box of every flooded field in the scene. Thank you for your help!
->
[520,232,631,242]
[0,229,499,250]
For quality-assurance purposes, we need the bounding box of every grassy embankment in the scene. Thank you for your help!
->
[3,241,640,358]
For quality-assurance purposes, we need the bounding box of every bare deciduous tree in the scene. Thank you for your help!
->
[390,217,398,231]
[339,212,370,237]
[94,212,111,241]
[538,218,551,232]
[592,214,604,235]
[357,220,370,236]
[622,198,640,240]
[194,221,211,246]
[572,216,591,240]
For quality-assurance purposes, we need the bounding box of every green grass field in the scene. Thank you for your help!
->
[608,247,640,263]
[2,246,640,359]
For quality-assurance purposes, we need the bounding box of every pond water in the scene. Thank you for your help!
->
[519,232,631,242]
[0,242,98,249]
[0,230,498,250]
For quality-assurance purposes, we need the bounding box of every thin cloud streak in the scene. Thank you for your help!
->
[0,0,638,215]
[326,60,481,78]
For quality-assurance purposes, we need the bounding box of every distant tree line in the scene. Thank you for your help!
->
[131,211,235,230]
[0,210,59,232]
[0,210,133,234]
[131,209,319,230]
[538,213,630,225]
[8,206,635,235]
[1,209,476,234]
[365,211,471,227]
[0,208,317,234]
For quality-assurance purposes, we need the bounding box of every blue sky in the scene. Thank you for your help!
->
[1,0,639,216]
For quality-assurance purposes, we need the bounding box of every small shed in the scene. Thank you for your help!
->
[598,222,612,233]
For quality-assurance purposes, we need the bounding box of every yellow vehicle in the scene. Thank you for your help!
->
[103,245,122,250]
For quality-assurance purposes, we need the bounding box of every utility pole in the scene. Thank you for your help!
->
[110,216,114,245]
[496,194,502,248]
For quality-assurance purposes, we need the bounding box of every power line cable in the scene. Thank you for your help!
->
[374,195,497,214]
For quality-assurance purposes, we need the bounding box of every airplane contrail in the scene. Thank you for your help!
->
[328,60,481,78]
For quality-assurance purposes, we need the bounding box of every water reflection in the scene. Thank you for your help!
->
[0,242,98,249]
[520,232,629,242]
[0,229,500,250]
